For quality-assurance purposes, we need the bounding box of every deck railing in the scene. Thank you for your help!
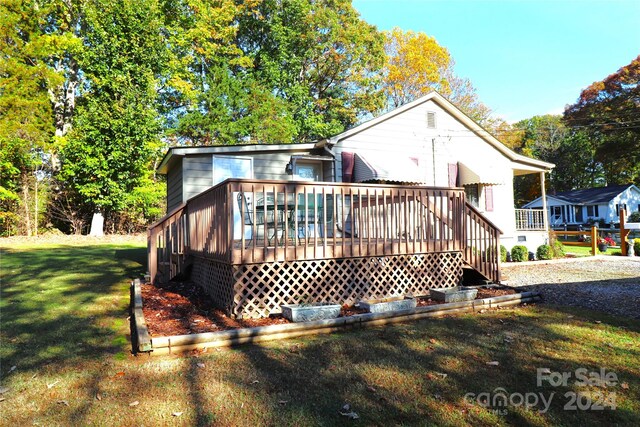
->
[515,208,545,231]
[148,179,501,283]
[465,203,502,283]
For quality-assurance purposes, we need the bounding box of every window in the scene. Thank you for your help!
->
[294,161,322,181]
[616,203,627,216]
[212,156,253,185]
[586,205,599,217]
[465,184,479,208]
[426,111,436,129]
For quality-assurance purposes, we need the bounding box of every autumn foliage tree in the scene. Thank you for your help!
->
[564,55,640,185]
[380,27,496,129]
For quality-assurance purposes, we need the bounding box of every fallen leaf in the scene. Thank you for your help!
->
[595,321,602,324]
[9,366,16,373]
[435,372,448,379]
[367,386,376,393]
[114,372,125,378]
[486,361,500,366]
[95,393,102,401]
[621,382,629,390]
[57,400,69,406]
[0,397,5,402]
[278,400,289,405]
[339,403,359,420]
[172,412,183,417]
[251,380,259,384]
[196,363,205,369]
[429,338,437,344]
[47,380,59,389]
[129,401,139,407]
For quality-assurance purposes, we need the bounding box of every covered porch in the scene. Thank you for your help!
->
[148,179,501,318]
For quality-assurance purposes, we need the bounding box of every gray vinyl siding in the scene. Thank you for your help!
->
[164,145,336,209]
[166,159,183,212]
[183,155,214,201]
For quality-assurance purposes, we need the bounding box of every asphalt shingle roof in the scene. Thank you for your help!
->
[550,184,635,204]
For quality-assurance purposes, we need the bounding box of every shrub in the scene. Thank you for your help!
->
[500,245,507,263]
[552,240,565,258]
[628,211,640,223]
[536,244,552,260]
[634,239,640,256]
[510,245,528,262]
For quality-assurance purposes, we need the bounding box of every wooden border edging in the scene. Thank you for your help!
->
[148,291,541,355]
[131,280,152,353]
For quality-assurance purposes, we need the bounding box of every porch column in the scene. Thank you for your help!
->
[540,171,549,230]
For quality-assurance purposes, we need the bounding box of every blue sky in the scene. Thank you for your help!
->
[353,0,640,123]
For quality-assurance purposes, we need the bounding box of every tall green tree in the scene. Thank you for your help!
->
[564,55,640,185]
[233,0,386,142]
[512,115,604,206]
[57,0,167,232]
[0,0,79,235]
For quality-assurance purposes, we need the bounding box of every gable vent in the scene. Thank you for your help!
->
[426,111,436,129]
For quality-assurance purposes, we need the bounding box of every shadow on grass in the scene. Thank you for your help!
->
[0,244,147,371]
[182,303,640,426]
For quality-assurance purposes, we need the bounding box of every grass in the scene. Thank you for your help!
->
[563,244,620,257]
[1,238,639,426]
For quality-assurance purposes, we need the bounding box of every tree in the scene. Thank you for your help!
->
[512,115,604,206]
[0,0,79,235]
[233,0,386,142]
[382,27,451,109]
[564,55,640,185]
[380,27,496,129]
[57,0,167,232]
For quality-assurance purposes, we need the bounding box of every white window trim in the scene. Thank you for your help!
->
[212,155,254,186]
[293,159,323,182]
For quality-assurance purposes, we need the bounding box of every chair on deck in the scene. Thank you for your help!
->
[238,192,279,245]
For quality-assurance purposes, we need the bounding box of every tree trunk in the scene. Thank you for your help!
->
[21,178,32,236]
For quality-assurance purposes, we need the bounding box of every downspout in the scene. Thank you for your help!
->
[432,138,436,186]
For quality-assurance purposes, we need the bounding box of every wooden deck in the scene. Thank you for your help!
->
[148,179,501,318]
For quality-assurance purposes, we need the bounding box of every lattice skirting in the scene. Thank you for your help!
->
[190,251,461,319]
[191,257,236,314]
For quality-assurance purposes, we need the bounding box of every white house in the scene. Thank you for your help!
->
[158,91,555,253]
[523,184,640,227]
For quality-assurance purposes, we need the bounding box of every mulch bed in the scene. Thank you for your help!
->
[141,282,515,337]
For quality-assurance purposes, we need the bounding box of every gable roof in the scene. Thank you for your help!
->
[158,91,554,175]
[321,91,554,173]
[549,184,640,204]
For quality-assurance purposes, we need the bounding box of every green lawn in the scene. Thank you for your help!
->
[563,244,620,257]
[1,239,639,426]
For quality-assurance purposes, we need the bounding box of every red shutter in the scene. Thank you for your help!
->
[341,152,355,182]
[448,163,458,187]
[485,186,494,211]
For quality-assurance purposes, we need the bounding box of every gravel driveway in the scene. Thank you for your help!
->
[502,257,640,319]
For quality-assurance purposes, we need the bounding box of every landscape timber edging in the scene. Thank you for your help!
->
[132,290,540,356]
[130,279,152,353]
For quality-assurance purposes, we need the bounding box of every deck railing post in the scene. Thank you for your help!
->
[591,226,597,255]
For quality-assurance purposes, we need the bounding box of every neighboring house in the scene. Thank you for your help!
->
[158,91,555,251]
[523,184,640,227]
